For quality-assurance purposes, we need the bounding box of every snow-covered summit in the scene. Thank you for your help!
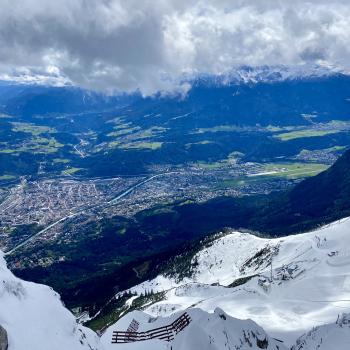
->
[0,251,100,350]
[190,64,344,87]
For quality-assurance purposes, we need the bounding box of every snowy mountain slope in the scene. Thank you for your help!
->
[101,308,287,350]
[0,251,100,350]
[1,220,350,350]
[117,218,350,347]
[292,313,350,350]
[0,247,288,350]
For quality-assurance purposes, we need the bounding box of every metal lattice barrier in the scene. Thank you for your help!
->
[112,312,191,343]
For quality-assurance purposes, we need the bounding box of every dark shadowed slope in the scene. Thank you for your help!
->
[255,148,350,233]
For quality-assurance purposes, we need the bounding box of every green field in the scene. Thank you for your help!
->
[120,142,163,150]
[194,161,226,169]
[61,167,84,175]
[0,174,16,181]
[217,162,330,189]
[195,125,240,133]
[106,124,166,151]
[107,126,141,137]
[53,158,71,164]
[18,137,64,154]
[0,149,17,154]
[11,122,55,136]
[0,138,64,155]
[256,162,329,179]
[274,129,341,141]
[192,152,243,169]
[185,140,214,148]
[0,122,64,155]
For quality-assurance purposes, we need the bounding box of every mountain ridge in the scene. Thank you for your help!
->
[104,217,350,347]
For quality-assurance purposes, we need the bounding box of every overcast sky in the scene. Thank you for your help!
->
[1,0,350,95]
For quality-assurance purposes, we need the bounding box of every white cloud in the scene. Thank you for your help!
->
[0,0,350,94]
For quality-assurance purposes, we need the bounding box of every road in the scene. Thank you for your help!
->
[107,172,178,205]
[4,172,179,256]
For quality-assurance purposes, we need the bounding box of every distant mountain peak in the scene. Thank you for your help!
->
[189,64,345,87]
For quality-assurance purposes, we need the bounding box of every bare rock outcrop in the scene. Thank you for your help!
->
[0,325,8,350]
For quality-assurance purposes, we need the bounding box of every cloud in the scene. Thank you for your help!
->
[0,0,350,94]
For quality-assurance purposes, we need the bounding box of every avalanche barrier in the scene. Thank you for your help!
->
[111,312,192,343]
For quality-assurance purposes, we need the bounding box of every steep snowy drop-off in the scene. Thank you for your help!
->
[121,218,350,347]
[0,249,286,350]
[0,248,286,350]
[0,251,100,350]
[101,307,287,350]
[292,313,350,350]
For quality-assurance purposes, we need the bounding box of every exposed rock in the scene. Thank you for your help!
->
[0,325,8,350]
